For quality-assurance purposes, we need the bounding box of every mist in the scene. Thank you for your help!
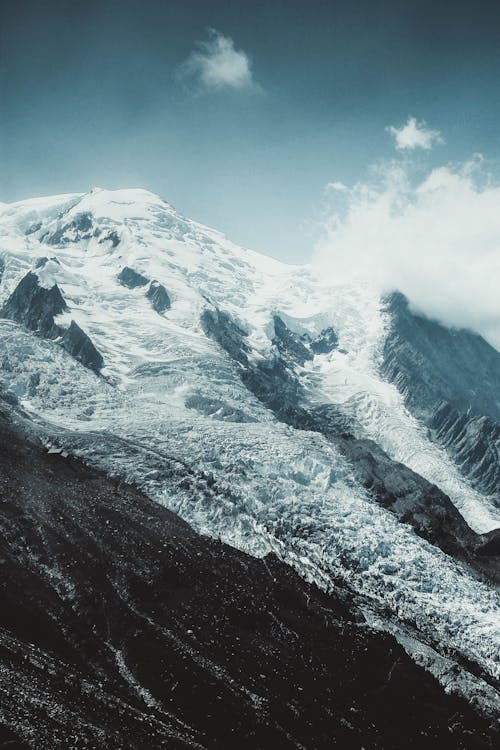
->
[313,155,500,349]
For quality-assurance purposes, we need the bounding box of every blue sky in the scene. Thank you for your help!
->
[2,0,500,261]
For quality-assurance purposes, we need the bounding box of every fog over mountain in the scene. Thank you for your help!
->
[315,153,500,348]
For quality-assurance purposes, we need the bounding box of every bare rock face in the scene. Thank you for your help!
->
[272,315,313,365]
[60,320,104,373]
[43,212,94,246]
[0,271,103,374]
[0,271,67,338]
[311,326,339,354]
[146,280,171,313]
[200,308,250,366]
[117,266,149,288]
[381,292,500,497]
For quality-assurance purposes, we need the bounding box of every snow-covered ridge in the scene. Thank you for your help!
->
[0,188,497,531]
[0,188,499,708]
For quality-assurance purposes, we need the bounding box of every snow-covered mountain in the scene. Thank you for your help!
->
[0,188,499,731]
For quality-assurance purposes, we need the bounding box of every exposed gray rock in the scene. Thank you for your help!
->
[272,315,312,365]
[25,221,41,236]
[146,280,171,313]
[0,271,103,374]
[382,292,500,497]
[382,292,500,421]
[200,308,250,366]
[98,230,120,247]
[60,321,104,374]
[117,266,149,288]
[43,212,94,245]
[311,326,339,354]
[431,404,500,496]
[0,271,67,337]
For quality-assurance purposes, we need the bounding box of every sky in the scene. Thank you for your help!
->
[1,0,500,261]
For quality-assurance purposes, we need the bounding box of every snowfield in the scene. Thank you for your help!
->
[0,188,498,711]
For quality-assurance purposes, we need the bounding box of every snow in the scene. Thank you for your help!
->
[0,188,499,703]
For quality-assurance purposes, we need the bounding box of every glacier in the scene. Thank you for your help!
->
[0,187,498,714]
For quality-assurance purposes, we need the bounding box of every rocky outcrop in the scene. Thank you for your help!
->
[99,230,120,247]
[0,271,103,374]
[200,308,250,366]
[0,402,497,749]
[60,320,104,373]
[311,326,339,354]
[117,266,149,288]
[382,292,500,497]
[430,403,500,495]
[0,271,67,337]
[272,315,312,365]
[146,280,171,313]
[43,212,94,246]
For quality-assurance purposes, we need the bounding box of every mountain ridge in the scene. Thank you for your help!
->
[0,188,499,739]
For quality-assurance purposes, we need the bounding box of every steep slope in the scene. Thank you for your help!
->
[0,188,498,724]
[382,292,500,498]
[2,397,498,749]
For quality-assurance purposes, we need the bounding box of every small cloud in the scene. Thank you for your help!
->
[325,181,349,192]
[387,116,444,151]
[179,29,260,93]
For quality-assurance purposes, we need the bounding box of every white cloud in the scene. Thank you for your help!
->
[313,155,500,349]
[179,29,259,93]
[387,116,443,150]
[325,181,348,192]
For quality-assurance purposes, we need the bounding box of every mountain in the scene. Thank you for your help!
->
[2,395,498,749]
[0,188,498,746]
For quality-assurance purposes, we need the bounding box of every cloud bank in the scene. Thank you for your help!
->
[387,116,443,150]
[314,155,500,349]
[179,29,258,93]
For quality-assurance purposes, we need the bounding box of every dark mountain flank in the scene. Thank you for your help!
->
[0,399,497,749]
[382,292,500,498]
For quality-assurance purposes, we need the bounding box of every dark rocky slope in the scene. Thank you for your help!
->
[146,280,171,313]
[202,307,500,583]
[382,292,500,498]
[0,400,497,749]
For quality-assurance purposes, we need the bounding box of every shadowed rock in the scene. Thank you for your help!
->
[272,315,312,366]
[117,266,149,288]
[60,321,104,373]
[99,230,120,247]
[200,308,250,366]
[382,292,500,497]
[146,280,171,313]
[0,271,67,337]
[311,326,339,354]
[0,271,103,374]
[44,213,94,246]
